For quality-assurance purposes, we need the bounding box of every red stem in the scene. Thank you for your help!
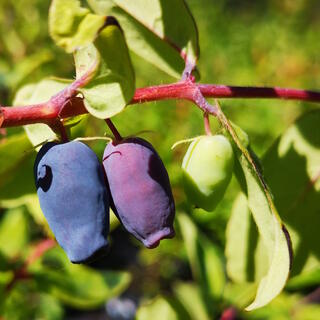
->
[6,238,56,291]
[132,83,320,103]
[26,238,56,265]
[220,307,237,320]
[50,120,69,142]
[204,112,212,135]
[105,118,122,141]
[1,82,320,128]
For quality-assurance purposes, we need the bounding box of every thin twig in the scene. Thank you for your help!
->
[1,82,320,128]
[6,238,56,292]
[203,112,212,135]
[220,307,237,320]
[105,118,122,141]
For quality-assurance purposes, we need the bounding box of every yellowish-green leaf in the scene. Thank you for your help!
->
[87,0,199,78]
[218,111,292,311]
[226,111,320,308]
[6,50,53,88]
[173,282,210,320]
[235,149,291,311]
[178,213,225,302]
[49,0,106,52]
[287,268,320,290]
[222,282,257,310]
[29,247,131,309]
[226,193,270,285]
[262,110,320,280]
[0,208,29,259]
[0,194,53,237]
[13,78,72,147]
[75,21,135,119]
[136,296,184,320]
[0,133,35,200]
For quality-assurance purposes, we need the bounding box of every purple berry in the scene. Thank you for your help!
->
[103,137,175,248]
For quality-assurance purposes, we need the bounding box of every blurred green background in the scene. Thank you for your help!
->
[0,0,319,319]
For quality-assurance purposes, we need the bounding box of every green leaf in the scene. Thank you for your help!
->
[218,112,292,311]
[0,133,35,200]
[222,282,257,310]
[110,208,120,231]
[294,304,320,320]
[177,213,225,304]
[262,110,320,280]
[6,50,53,89]
[136,296,186,320]
[235,154,291,311]
[246,292,320,320]
[173,282,210,320]
[74,20,135,119]
[0,207,29,259]
[32,293,64,320]
[49,0,106,53]
[1,194,53,237]
[24,194,53,237]
[225,194,270,285]
[13,78,72,147]
[246,292,299,320]
[29,247,131,309]
[1,282,64,320]
[0,271,13,288]
[87,0,199,78]
[226,111,320,298]
[0,256,8,272]
[63,114,87,128]
[287,268,320,290]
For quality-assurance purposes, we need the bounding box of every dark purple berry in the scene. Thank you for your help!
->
[103,137,175,248]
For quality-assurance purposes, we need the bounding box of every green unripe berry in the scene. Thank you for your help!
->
[182,135,234,211]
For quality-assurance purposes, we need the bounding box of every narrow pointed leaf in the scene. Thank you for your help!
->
[174,282,210,320]
[218,111,292,311]
[177,213,225,302]
[236,149,291,311]
[226,111,320,299]
[262,110,320,280]
[226,193,270,285]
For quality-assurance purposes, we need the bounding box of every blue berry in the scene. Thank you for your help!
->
[34,141,110,263]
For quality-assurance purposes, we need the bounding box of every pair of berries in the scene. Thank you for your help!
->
[34,138,175,263]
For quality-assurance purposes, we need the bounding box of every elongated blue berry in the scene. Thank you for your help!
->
[34,141,109,263]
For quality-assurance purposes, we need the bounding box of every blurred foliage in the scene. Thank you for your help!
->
[0,0,319,319]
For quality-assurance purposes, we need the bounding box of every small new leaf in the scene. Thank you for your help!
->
[74,20,135,119]
[49,0,106,53]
